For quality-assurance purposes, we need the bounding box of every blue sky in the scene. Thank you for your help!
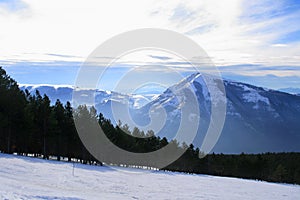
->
[0,0,300,92]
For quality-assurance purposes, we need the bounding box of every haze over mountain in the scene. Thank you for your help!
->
[279,88,300,96]
[20,73,300,154]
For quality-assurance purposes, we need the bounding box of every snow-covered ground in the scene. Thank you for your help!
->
[0,153,299,200]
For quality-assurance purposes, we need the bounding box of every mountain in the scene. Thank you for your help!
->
[279,87,300,95]
[138,73,300,153]
[19,84,152,122]
[20,74,300,153]
[20,84,151,109]
[19,84,74,104]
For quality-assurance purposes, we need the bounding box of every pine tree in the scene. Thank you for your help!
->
[0,67,26,153]
[53,99,65,161]
[272,164,288,182]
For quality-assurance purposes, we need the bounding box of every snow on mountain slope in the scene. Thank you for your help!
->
[229,82,270,108]
[19,74,300,153]
[19,85,151,109]
[136,73,300,153]
[0,153,299,200]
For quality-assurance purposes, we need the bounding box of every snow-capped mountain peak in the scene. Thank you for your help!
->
[20,73,300,153]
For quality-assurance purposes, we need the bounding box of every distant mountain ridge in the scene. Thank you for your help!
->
[279,87,300,95]
[19,84,74,105]
[20,74,300,153]
[19,84,152,109]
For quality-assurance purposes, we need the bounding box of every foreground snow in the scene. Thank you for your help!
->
[0,154,299,200]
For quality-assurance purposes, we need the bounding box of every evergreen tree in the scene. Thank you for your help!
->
[0,67,26,153]
[53,99,65,161]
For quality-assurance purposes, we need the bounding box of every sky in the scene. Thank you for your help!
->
[0,0,300,91]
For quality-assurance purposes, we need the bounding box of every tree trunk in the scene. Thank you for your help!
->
[7,119,11,154]
[43,118,47,159]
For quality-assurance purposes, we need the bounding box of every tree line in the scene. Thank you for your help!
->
[0,66,299,185]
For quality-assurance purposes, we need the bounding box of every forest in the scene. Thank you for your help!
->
[0,66,299,185]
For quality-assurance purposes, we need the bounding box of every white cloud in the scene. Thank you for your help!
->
[0,0,300,73]
[0,0,164,62]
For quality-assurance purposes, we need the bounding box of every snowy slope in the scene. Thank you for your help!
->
[0,153,299,200]
[136,73,300,153]
[19,85,151,109]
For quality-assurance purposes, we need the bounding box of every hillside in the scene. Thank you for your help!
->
[0,153,299,200]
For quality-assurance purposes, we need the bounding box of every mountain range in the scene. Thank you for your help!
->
[279,87,300,95]
[20,73,300,154]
